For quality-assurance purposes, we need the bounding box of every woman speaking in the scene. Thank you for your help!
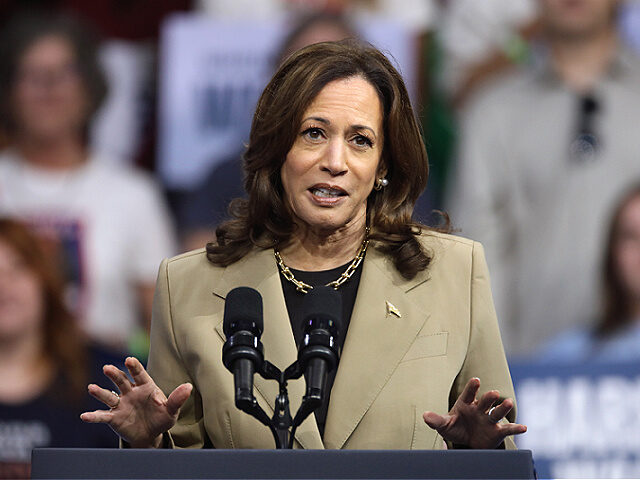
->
[81,40,526,450]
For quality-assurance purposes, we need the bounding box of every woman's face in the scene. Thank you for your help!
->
[11,34,89,142]
[0,238,44,342]
[614,195,640,302]
[281,76,384,235]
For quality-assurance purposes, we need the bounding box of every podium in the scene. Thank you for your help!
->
[31,448,536,479]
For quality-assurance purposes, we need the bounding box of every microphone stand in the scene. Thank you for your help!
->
[235,358,322,449]
[225,285,340,449]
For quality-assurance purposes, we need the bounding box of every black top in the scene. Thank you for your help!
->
[0,344,122,479]
[279,257,364,438]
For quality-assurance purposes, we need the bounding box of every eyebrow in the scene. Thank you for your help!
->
[302,116,378,140]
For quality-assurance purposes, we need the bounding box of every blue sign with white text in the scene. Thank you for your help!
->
[510,361,640,479]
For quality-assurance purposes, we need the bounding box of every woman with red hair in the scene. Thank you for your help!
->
[0,218,119,479]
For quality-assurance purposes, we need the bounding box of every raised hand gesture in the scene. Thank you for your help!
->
[422,377,527,449]
[81,356,192,448]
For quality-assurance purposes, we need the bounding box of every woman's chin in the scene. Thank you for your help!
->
[291,197,366,236]
[296,214,365,237]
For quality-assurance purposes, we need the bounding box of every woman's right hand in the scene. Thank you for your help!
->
[80,356,192,448]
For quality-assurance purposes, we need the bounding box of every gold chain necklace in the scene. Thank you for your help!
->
[274,230,370,294]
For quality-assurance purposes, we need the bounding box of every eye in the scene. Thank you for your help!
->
[352,134,373,148]
[302,127,325,141]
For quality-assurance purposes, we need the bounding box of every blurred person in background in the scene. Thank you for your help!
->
[0,218,118,480]
[538,184,640,363]
[448,0,640,356]
[0,0,191,169]
[0,13,176,356]
[437,0,540,109]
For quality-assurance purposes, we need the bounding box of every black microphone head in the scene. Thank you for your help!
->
[223,287,263,338]
[301,286,342,334]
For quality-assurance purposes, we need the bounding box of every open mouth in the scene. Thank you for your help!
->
[309,186,347,198]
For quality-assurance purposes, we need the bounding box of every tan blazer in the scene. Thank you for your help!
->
[147,231,517,450]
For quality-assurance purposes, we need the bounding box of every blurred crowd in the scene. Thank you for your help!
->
[1,0,640,476]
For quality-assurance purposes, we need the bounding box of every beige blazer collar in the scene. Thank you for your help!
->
[322,247,431,448]
[211,246,431,450]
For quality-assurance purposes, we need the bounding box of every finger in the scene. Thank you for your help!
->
[87,384,120,408]
[477,390,501,412]
[498,422,527,437]
[125,356,153,386]
[166,383,193,416]
[459,377,481,405]
[488,398,515,423]
[422,411,448,431]
[103,364,133,394]
[80,410,115,424]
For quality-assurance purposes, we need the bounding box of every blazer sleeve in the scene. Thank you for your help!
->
[450,241,519,450]
[147,258,210,448]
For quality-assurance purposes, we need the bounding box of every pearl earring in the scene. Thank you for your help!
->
[374,177,389,190]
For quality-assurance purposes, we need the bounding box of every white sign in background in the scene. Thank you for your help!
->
[158,13,416,190]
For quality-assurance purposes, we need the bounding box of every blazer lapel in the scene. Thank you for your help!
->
[322,247,431,449]
[212,248,324,449]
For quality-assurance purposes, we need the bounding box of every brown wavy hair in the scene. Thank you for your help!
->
[207,39,446,279]
[598,184,640,336]
[0,218,88,402]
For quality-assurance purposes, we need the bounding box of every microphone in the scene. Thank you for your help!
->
[297,286,342,405]
[222,287,264,411]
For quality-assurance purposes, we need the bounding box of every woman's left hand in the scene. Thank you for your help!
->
[422,377,527,449]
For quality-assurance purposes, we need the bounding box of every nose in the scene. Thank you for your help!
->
[320,138,348,176]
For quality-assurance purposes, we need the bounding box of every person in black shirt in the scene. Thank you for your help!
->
[0,219,119,480]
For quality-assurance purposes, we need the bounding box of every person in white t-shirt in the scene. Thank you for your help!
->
[0,13,176,353]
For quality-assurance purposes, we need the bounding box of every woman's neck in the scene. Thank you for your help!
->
[0,331,53,403]
[13,133,87,171]
[280,215,367,271]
